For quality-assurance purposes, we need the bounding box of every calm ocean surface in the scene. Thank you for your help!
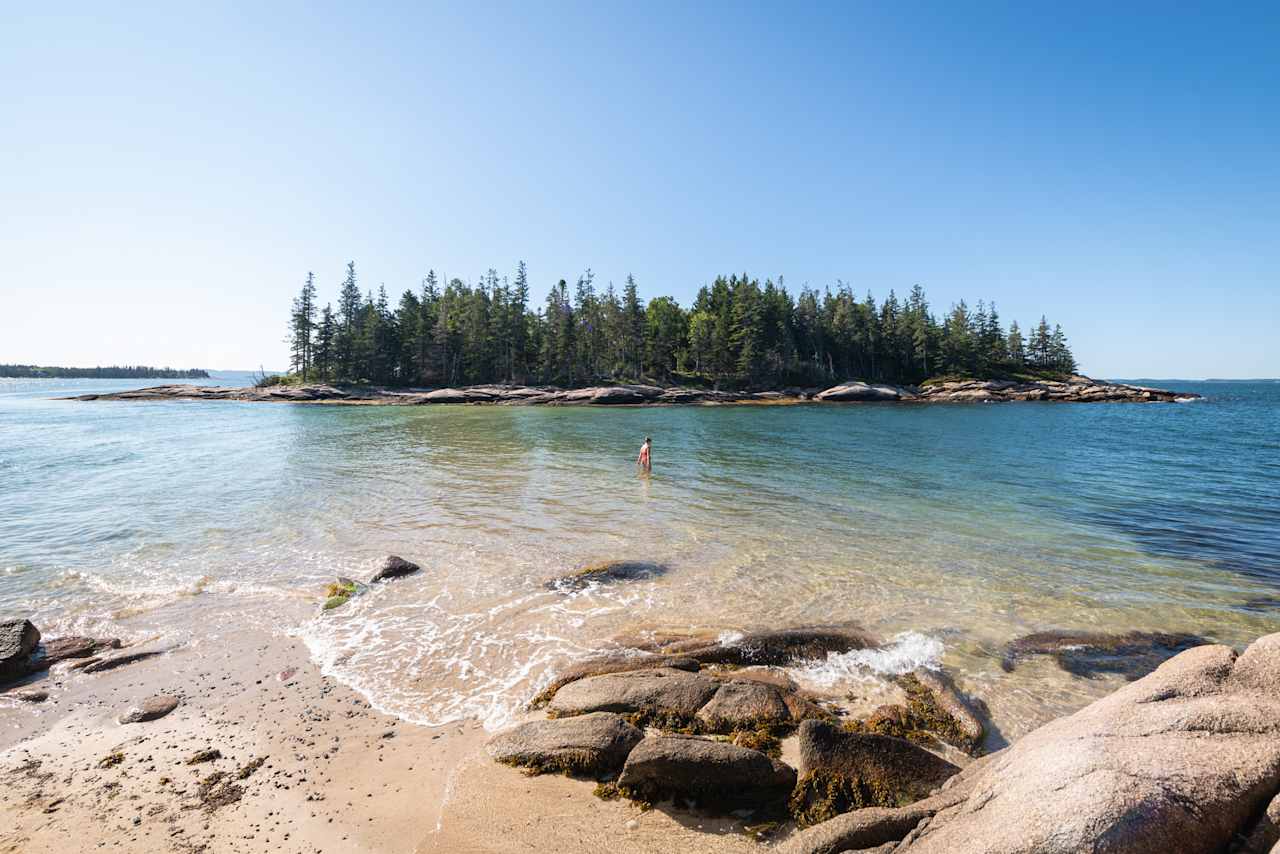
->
[2,375,1278,738]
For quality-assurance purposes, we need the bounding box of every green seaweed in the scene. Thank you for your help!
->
[496,750,606,779]
[322,581,357,611]
[841,674,977,754]
[592,782,622,800]
[789,769,912,827]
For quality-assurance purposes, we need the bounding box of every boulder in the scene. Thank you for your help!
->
[790,720,960,826]
[815,383,903,402]
[544,560,668,592]
[695,680,792,730]
[118,694,180,724]
[617,734,797,810]
[1001,629,1207,679]
[529,653,700,708]
[546,667,719,721]
[487,712,643,777]
[370,555,420,583]
[0,618,40,683]
[891,633,1280,854]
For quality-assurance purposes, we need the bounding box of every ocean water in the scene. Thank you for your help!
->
[2,375,1278,740]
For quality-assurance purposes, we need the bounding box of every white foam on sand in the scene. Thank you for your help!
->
[792,631,944,691]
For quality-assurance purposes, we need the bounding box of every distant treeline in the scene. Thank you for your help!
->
[285,262,1077,389]
[0,365,209,379]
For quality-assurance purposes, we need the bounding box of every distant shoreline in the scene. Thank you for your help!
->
[67,376,1200,406]
[1,364,209,380]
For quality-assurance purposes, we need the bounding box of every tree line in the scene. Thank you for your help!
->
[286,263,1077,389]
[0,365,209,379]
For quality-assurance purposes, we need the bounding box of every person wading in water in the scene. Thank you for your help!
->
[636,436,652,473]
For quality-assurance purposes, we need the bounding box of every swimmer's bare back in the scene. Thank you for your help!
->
[637,437,651,472]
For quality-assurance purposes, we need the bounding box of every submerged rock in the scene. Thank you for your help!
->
[546,667,719,721]
[487,712,643,777]
[369,555,420,583]
[118,694,180,724]
[674,625,878,667]
[0,618,41,684]
[544,560,668,592]
[789,720,960,826]
[616,734,796,811]
[879,632,1280,854]
[1000,629,1208,679]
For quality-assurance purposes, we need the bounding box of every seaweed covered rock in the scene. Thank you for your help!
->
[529,653,700,708]
[486,712,643,777]
[0,618,41,684]
[616,734,797,811]
[1001,629,1207,679]
[891,633,1280,854]
[845,670,984,755]
[322,577,365,611]
[544,561,668,592]
[789,720,960,826]
[546,667,719,722]
[906,669,983,754]
[664,625,877,667]
[369,555,420,583]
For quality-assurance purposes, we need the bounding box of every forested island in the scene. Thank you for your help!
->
[280,262,1078,389]
[1,364,209,379]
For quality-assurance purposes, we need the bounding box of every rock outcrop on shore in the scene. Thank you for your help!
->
[492,630,1280,854]
[67,376,1198,407]
[780,632,1280,854]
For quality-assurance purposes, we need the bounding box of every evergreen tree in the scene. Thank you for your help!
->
[284,262,1081,389]
[289,272,317,377]
[314,303,336,381]
[1006,320,1026,367]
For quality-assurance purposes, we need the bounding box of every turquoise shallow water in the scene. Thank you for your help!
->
[1,375,1277,738]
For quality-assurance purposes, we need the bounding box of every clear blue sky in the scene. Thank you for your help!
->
[3,2,1277,377]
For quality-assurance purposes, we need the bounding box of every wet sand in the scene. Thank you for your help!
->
[0,630,772,853]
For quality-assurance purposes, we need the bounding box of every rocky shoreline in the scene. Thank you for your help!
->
[6,557,1274,854]
[66,376,1199,406]
[493,624,1280,854]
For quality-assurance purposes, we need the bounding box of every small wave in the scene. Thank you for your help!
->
[793,631,944,690]
[1175,396,1201,403]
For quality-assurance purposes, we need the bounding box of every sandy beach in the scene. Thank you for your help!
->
[0,629,777,854]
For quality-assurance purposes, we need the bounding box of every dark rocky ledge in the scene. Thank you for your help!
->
[66,376,1199,406]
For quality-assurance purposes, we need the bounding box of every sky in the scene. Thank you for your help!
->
[2,2,1277,378]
